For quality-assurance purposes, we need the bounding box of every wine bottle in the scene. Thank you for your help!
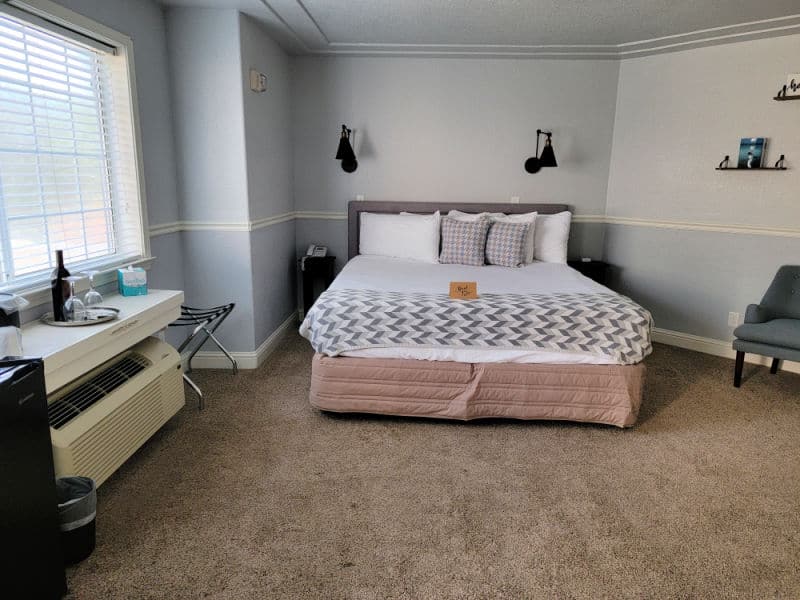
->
[50,250,70,322]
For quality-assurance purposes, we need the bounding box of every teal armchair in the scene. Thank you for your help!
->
[733,265,800,387]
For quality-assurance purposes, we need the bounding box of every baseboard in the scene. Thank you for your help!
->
[191,312,297,370]
[652,327,800,374]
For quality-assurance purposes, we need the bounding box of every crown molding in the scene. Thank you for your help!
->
[266,0,800,60]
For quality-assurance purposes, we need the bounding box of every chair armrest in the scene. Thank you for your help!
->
[744,303,770,324]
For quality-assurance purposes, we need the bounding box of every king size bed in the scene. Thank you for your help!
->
[300,201,652,427]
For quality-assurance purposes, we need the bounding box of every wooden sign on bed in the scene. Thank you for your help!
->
[449,281,478,300]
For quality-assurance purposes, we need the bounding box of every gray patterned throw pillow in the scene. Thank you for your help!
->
[485,221,529,267]
[439,216,491,266]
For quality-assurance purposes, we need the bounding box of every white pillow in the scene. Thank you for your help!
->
[360,211,441,263]
[492,212,537,263]
[533,211,571,263]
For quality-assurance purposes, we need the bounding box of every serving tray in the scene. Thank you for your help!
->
[41,306,120,327]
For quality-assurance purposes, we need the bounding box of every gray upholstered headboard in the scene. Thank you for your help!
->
[347,201,570,259]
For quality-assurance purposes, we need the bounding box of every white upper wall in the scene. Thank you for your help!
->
[606,33,800,228]
[238,13,293,221]
[291,57,621,215]
[166,8,250,223]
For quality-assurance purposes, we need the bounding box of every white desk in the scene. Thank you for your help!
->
[21,289,183,394]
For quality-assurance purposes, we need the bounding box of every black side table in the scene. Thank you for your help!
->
[567,259,610,286]
[300,255,336,315]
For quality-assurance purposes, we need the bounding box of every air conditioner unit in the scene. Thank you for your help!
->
[47,337,185,486]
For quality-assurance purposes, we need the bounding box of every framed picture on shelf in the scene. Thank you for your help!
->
[737,137,766,169]
[787,73,800,97]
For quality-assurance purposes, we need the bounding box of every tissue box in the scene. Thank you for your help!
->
[117,267,147,296]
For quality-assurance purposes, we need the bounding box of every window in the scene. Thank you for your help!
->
[0,3,146,292]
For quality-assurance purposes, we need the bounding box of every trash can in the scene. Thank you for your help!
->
[56,477,96,565]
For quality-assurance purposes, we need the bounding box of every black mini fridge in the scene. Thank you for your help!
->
[0,357,67,599]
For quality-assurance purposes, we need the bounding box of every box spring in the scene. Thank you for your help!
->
[310,354,645,428]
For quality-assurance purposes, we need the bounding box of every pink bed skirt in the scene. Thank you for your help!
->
[310,354,646,428]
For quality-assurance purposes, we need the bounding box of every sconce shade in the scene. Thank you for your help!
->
[524,130,557,173]
[539,139,557,168]
[335,124,357,172]
[335,137,356,162]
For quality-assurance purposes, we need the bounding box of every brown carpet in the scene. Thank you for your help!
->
[65,334,800,599]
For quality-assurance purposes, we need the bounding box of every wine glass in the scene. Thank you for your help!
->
[64,275,86,322]
[83,270,103,308]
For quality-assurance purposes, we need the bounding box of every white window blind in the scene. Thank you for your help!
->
[0,8,145,291]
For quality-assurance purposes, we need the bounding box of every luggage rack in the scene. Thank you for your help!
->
[169,303,237,409]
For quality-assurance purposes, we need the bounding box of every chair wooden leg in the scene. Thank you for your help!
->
[770,358,780,374]
[734,351,745,387]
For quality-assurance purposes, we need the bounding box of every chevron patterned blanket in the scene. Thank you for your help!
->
[300,289,653,365]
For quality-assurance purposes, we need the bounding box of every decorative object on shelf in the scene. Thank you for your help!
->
[524,129,558,174]
[335,124,358,173]
[774,154,786,169]
[738,137,766,169]
[718,155,730,169]
[774,73,800,100]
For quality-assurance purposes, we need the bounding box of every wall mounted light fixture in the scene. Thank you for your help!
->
[524,129,558,174]
[335,124,358,173]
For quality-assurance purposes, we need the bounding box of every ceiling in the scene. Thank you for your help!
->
[159,0,800,58]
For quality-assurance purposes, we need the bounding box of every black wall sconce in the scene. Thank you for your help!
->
[335,124,358,173]
[524,129,558,174]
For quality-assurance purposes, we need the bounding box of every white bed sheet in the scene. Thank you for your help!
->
[329,255,616,365]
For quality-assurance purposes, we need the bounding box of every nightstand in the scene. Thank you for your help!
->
[299,255,336,315]
[567,259,610,286]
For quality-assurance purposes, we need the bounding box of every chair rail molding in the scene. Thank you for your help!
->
[149,212,800,239]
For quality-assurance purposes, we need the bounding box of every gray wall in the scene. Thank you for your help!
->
[166,8,249,224]
[251,220,296,345]
[292,56,621,262]
[239,14,296,343]
[180,231,255,351]
[605,34,800,340]
[165,10,296,353]
[166,8,254,350]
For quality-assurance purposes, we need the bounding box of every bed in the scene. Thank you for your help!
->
[300,201,652,427]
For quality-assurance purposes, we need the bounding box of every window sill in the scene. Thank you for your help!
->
[10,256,157,312]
